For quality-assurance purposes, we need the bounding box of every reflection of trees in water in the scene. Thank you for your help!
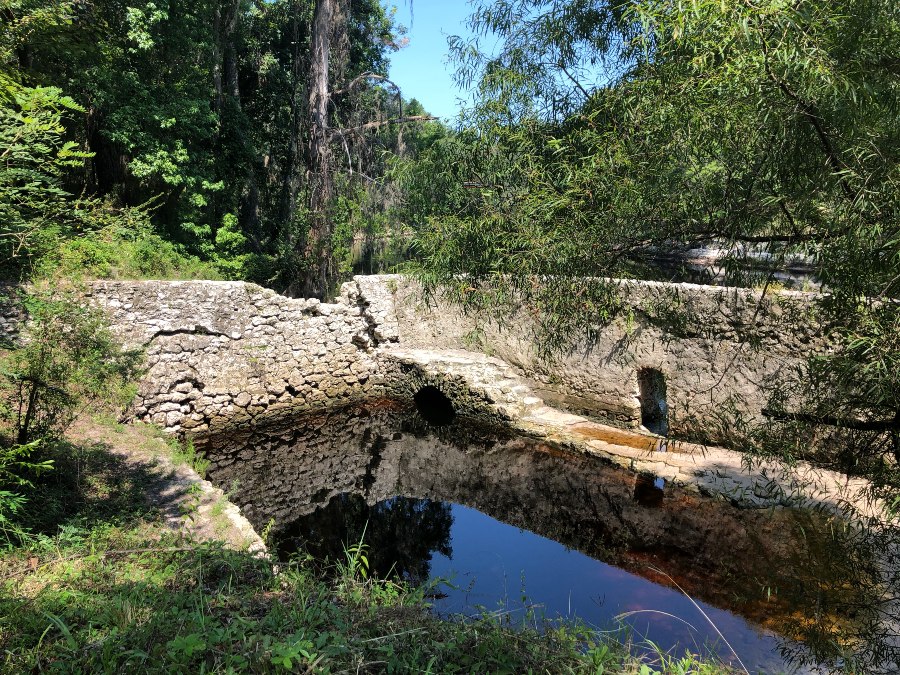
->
[278,493,453,585]
[775,515,900,675]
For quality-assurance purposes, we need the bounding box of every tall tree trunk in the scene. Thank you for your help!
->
[224,8,241,100]
[85,105,128,197]
[279,1,304,236]
[212,5,224,113]
[212,0,241,110]
[212,0,242,232]
[303,0,336,298]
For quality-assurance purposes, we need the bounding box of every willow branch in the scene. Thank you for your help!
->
[762,408,900,432]
[760,32,857,204]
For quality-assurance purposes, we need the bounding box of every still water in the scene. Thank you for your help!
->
[197,400,869,673]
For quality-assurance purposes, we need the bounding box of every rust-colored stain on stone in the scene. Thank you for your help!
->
[570,422,659,452]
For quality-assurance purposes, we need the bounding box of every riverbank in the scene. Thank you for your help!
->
[0,415,734,674]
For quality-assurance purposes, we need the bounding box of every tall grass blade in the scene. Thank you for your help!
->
[646,565,751,675]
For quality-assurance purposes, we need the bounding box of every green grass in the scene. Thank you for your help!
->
[0,437,737,674]
[167,438,211,478]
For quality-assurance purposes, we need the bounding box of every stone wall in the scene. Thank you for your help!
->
[357,275,827,439]
[0,275,827,440]
[0,284,23,344]
[83,280,384,434]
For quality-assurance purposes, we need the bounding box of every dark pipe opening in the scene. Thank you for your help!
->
[638,368,668,436]
[633,473,665,507]
[413,386,456,426]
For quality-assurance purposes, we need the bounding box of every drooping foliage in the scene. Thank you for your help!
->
[413,0,900,470]
[407,5,900,670]
[419,0,899,291]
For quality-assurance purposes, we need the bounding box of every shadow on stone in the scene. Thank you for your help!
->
[638,368,668,435]
[633,473,665,507]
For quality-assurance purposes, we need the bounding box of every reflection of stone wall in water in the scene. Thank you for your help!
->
[198,402,847,631]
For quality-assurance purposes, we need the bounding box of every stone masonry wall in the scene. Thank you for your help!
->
[84,280,384,434]
[0,275,827,440]
[357,275,828,439]
[0,284,24,344]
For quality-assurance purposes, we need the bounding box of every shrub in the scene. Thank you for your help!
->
[39,217,222,282]
[0,291,141,445]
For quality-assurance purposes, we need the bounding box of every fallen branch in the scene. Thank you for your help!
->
[329,115,437,139]
[331,71,399,97]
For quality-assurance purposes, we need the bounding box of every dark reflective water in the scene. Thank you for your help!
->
[197,401,874,674]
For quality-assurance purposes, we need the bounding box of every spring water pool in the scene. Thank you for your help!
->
[197,400,869,673]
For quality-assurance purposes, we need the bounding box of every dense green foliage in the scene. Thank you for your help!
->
[0,83,86,275]
[410,0,900,482]
[416,0,898,294]
[1,0,441,291]
[423,0,899,289]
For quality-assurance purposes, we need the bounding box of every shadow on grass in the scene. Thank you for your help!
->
[0,536,616,674]
[16,438,184,537]
[0,539,288,672]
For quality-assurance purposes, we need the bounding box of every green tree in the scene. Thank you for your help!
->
[0,82,91,277]
[414,0,900,460]
[1,293,140,445]
[421,0,898,284]
[2,0,414,292]
[408,5,900,670]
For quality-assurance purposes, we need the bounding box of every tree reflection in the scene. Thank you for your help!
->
[199,400,900,672]
[279,493,453,585]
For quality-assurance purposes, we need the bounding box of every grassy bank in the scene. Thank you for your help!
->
[0,419,733,674]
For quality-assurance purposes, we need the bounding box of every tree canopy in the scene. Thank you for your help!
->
[1,0,435,291]
[418,0,899,294]
[409,0,900,479]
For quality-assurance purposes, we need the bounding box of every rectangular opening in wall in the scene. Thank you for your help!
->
[638,368,668,436]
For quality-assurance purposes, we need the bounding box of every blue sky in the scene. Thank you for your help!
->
[387,2,478,123]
